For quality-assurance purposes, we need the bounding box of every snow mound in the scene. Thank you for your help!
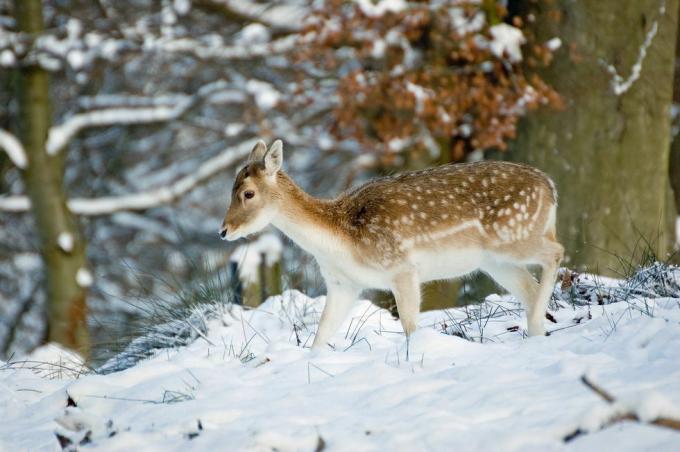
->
[2,286,680,450]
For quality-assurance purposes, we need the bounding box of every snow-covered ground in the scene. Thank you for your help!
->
[2,287,680,451]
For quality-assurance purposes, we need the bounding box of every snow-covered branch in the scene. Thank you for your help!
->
[46,80,237,155]
[196,0,307,31]
[605,0,665,96]
[1,22,299,73]
[0,129,27,169]
[158,34,299,61]
[0,140,252,215]
[563,374,680,442]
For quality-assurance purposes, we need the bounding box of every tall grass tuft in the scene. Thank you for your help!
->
[95,260,239,374]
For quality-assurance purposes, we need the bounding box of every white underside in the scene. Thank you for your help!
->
[274,215,500,290]
[271,209,557,346]
[313,246,489,291]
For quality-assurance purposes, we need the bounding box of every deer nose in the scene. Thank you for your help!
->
[219,227,228,239]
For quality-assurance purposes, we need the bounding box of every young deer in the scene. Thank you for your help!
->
[221,139,564,347]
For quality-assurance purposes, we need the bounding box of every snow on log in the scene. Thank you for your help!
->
[0,140,252,215]
[0,129,28,169]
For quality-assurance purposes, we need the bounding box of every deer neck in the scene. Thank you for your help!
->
[270,174,345,259]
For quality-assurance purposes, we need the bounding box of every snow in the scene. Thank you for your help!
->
[235,24,271,45]
[0,129,27,169]
[2,288,680,450]
[76,268,94,287]
[212,1,306,31]
[371,39,386,58]
[406,82,430,113]
[224,123,245,137]
[230,233,283,283]
[448,7,485,35]
[57,232,74,253]
[606,0,664,96]
[356,0,407,18]
[67,49,86,70]
[546,37,562,51]
[173,0,191,15]
[0,49,15,66]
[489,23,526,63]
[246,80,281,111]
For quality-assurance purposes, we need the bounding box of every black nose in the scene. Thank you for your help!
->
[220,228,227,238]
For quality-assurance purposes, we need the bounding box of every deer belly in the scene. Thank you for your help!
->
[412,248,484,282]
[317,256,394,290]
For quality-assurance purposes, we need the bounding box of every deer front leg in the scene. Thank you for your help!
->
[391,269,421,336]
[312,282,358,348]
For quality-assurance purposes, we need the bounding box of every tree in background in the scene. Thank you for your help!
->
[0,0,324,357]
[11,0,90,353]
[299,0,560,165]
[510,0,679,274]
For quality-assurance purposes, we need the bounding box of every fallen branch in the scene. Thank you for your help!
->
[563,375,680,442]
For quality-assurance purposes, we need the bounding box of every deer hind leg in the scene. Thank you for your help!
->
[391,270,421,336]
[312,283,358,348]
[530,237,564,336]
[481,260,542,335]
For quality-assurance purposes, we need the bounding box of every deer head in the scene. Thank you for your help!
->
[219,139,283,241]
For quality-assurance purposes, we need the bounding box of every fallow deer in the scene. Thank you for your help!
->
[220,139,564,347]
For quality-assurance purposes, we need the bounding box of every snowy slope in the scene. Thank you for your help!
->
[2,290,680,451]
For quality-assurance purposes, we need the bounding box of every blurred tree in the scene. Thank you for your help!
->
[299,0,561,166]
[0,0,338,358]
[13,0,90,354]
[510,0,679,274]
[669,2,680,255]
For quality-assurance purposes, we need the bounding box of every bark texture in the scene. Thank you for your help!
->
[510,0,679,274]
[15,0,90,354]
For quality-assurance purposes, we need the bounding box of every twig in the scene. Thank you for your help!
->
[564,375,680,442]
[580,375,615,403]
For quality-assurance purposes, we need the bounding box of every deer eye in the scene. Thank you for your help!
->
[244,190,255,200]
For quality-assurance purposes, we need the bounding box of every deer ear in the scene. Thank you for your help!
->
[264,139,283,175]
[248,140,267,163]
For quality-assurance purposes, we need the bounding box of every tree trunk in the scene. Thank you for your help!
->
[14,0,90,355]
[510,0,679,275]
[668,2,680,257]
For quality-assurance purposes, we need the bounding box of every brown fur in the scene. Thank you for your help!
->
[223,143,564,341]
[226,160,558,270]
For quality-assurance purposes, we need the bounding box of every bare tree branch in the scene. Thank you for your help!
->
[46,80,238,155]
[0,140,252,215]
[563,375,680,442]
[159,34,299,61]
[193,0,307,32]
[0,129,28,169]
